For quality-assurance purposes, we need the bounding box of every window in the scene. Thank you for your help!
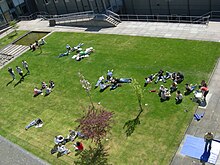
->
[44,0,49,4]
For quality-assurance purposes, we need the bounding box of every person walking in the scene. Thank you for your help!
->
[22,60,30,74]
[16,66,24,80]
[204,132,214,150]
[8,67,15,80]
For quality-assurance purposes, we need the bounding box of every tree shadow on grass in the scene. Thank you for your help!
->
[74,143,110,165]
[123,109,143,137]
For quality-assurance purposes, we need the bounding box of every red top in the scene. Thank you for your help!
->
[201,86,209,91]
[77,142,84,151]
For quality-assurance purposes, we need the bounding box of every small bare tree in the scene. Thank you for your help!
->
[78,72,94,108]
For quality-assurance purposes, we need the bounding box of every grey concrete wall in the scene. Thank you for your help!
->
[33,0,111,15]
[54,0,68,14]
[121,0,220,16]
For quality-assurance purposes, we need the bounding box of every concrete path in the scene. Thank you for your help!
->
[1,19,220,165]
[0,136,49,165]
[16,19,220,42]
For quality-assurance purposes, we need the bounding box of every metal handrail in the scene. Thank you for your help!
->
[106,10,121,22]
[19,12,48,20]
[119,14,210,24]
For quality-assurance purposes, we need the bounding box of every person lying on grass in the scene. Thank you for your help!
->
[58,51,69,58]
[72,47,94,61]
[25,118,43,130]
[71,43,84,52]
[144,74,156,87]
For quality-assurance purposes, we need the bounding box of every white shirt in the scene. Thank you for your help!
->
[22,61,28,68]
[16,67,23,73]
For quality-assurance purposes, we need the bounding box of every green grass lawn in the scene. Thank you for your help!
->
[0,31,220,165]
[0,30,27,49]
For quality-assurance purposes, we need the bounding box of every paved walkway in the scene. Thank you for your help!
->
[16,19,220,42]
[0,136,49,165]
[1,19,220,164]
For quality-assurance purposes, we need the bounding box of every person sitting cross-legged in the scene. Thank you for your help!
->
[155,69,166,84]
[175,90,183,104]
[74,141,84,152]
[170,82,178,93]
[144,74,156,87]
[57,143,71,158]
[34,87,42,97]
[184,83,196,95]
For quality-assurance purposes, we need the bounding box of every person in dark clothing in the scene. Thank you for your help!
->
[155,69,166,84]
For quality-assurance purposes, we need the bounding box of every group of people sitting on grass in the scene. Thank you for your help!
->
[144,69,184,87]
[95,70,132,92]
[144,69,209,104]
[58,43,95,61]
[33,80,55,97]
[30,38,46,51]
[51,130,86,158]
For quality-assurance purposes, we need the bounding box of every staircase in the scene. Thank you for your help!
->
[0,44,29,68]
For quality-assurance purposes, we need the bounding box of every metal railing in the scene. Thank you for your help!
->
[106,10,121,23]
[46,11,94,20]
[119,14,210,24]
[52,11,95,24]
[19,12,48,20]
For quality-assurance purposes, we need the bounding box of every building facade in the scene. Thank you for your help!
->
[1,0,220,26]
[121,0,220,16]
[0,0,37,25]
[33,0,123,15]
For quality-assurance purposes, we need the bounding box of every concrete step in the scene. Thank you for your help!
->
[1,44,17,54]
[5,45,23,56]
[14,46,29,57]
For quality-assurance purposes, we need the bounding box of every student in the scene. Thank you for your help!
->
[107,70,113,81]
[144,74,155,87]
[170,82,177,93]
[95,76,104,89]
[155,69,166,84]
[73,141,84,151]
[41,82,47,90]
[175,72,184,84]
[175,90,183,104]
[8,67,15,80]
[200,84,209,99]
[22,60,30,74]
[16,66,23,79]
[25,118,43,130]
[54,135,65,145]
[58,51,69,58]
[45,87,52,95]
[49,80,55,89]
[67,130,78,142]
[66,44,71,52]
[35,40,39,47]
[204,132,214,150]
[34,87,42,96]
[57,143,70,157]
[185,83,196,95]
[40,38,46,45]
